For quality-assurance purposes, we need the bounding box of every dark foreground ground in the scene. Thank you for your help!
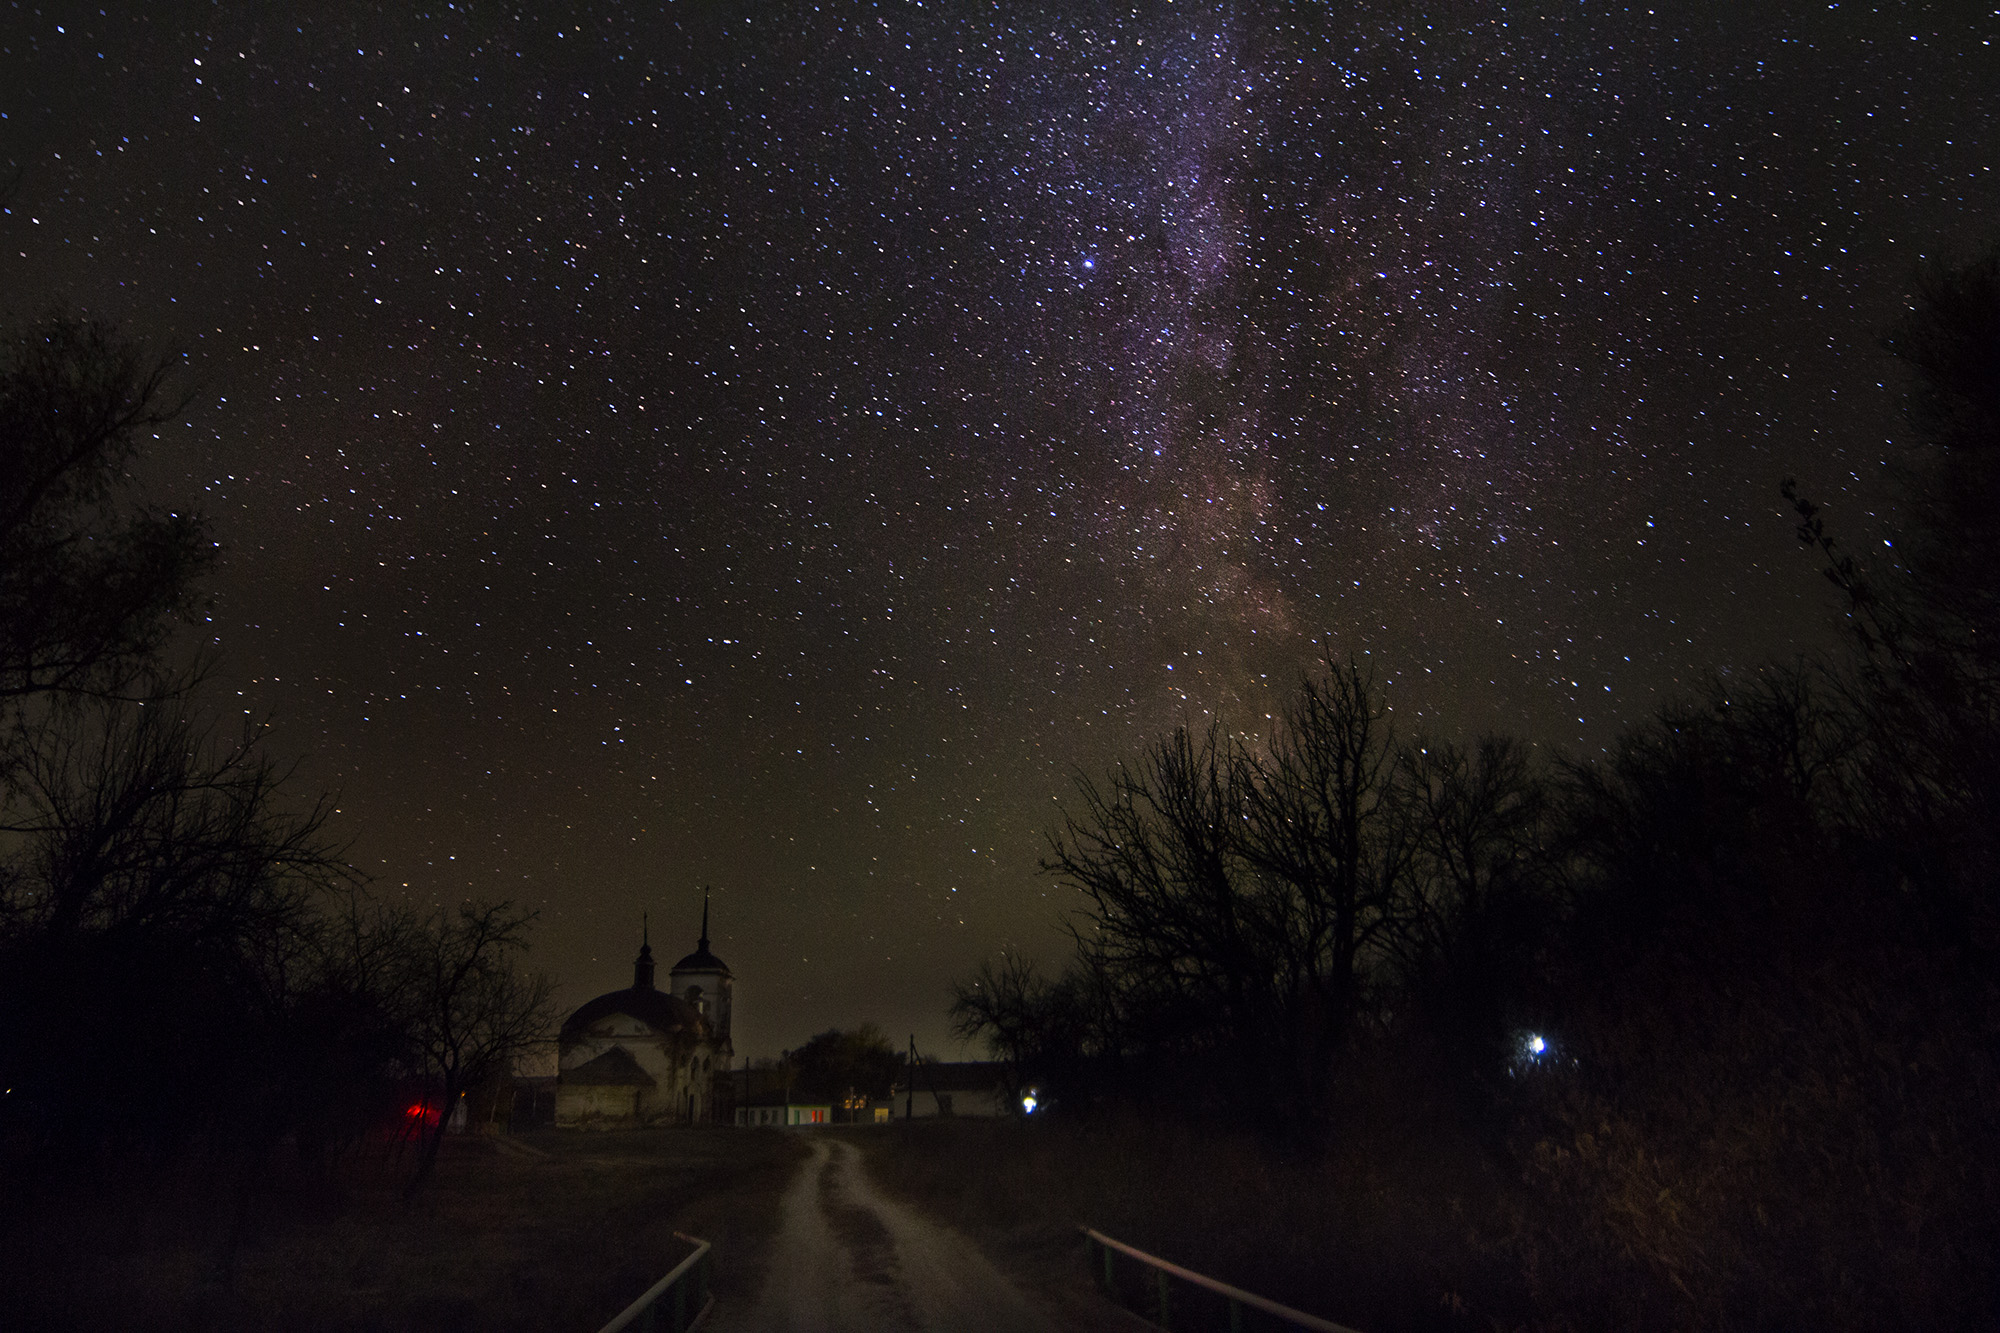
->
[4,1116,1513,1332]
[0,1128,807,1333]
[852,1115,1521,1333]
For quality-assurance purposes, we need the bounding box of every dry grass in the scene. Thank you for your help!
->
[1,1128,808,1333]
[849,1112,1529,1333]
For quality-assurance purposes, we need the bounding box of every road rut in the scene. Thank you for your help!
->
[712,1135,1057,1333]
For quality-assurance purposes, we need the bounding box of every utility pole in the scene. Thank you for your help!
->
[906,1034,916,1119]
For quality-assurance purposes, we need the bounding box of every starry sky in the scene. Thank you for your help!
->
[3,1,1994,1055]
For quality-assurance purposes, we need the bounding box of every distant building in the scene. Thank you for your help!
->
[904,1060,1016,1118]
[554,897,734,1128]
[731,1061,819,1127]
[726,1058,1017,1123]
[735,1096,832,1127]
[726,1058,899,1125]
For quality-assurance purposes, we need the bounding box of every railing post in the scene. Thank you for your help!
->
[595,1235,712,1333]
[1101,1235,1117,1297]
[1080,1225,1363,1333]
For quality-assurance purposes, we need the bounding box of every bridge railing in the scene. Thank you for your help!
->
[1081,1227,1364,1333]
[593,1231,714,1333]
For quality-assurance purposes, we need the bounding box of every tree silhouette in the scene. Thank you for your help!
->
[787,1025,902,1106]
[386,899,554,1195]
[0,316,210,706]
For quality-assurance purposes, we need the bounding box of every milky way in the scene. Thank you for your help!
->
[4,1,1993,1051]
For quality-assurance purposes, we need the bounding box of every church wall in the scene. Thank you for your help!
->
[556,1083,641,1126]
[556,1020,726,1127]
[513,1039,559,1080]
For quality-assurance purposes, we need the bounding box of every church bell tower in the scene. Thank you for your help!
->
[668,888,733,1051]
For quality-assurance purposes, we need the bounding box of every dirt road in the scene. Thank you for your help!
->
[711,1135,1059,1333]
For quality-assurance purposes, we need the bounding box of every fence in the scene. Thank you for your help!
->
[1081,1227,1364,1333]
[593,1232,714,1333]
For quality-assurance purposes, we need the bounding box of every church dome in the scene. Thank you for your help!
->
[560,985,706,1039]
[670,941,729,974]
[560,931,710,1038]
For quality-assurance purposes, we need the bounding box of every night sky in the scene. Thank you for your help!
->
[3,2,1993,1055]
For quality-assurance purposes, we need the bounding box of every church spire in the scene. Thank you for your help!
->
[633,912,656,990]
[667,889,729,977]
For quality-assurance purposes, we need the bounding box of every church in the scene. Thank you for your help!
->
[554,898,734,1128]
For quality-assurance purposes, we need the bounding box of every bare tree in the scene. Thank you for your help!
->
[1,697,339,946]
[0,317,211,707]
[1044,722,1262,1108]
[1236,661,1407,1098]
[949,953,1052,1076]
[1383,735,1556,1094]
[949,951,1122,1108]
[1035,662,1410,1129]
[1390,736,1548,964]
[388,899,554,1195]
[0,693,350,1153]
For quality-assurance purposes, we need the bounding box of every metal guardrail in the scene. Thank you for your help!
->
[1082,1227,1364,1333]
[594,1231,714,1333]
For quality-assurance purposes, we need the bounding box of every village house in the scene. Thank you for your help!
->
[729,1059,832,1126]
[902,1060,1020,1118]
[728,1057,1019,1124]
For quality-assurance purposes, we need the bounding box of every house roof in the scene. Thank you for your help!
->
[562,1045,657,1088]
[560,985,707,1040]
[918,1060,1011,1092]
